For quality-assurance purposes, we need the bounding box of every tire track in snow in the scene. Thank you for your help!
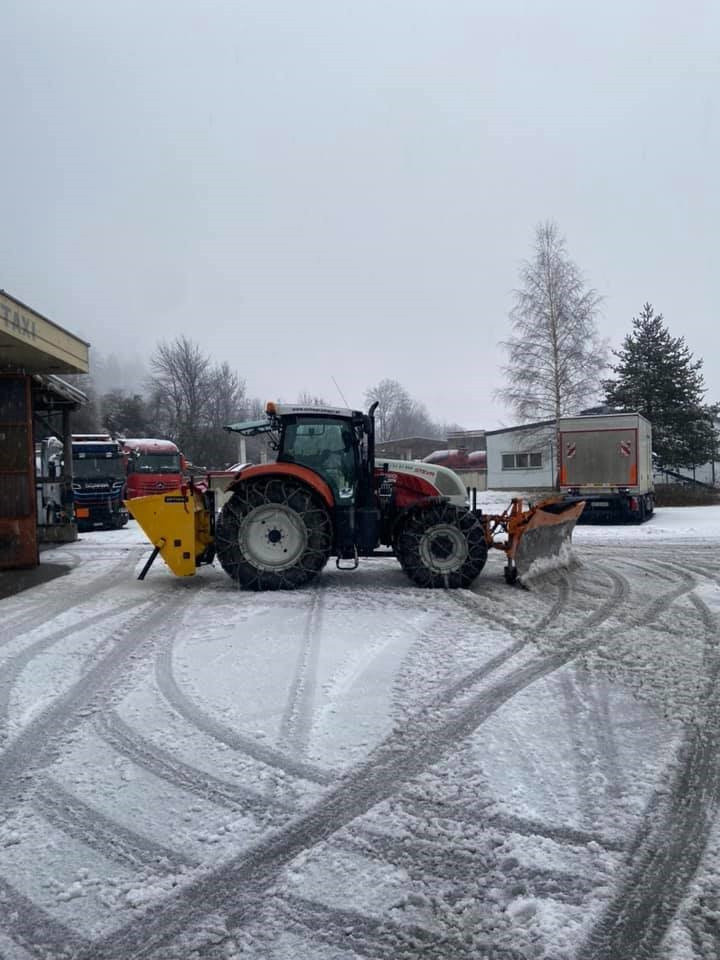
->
[683,874,720,959]
[95,709,291,818]
[488,811,626,852]
[277,587,324,759]
[0,583,206,960]
[33,778,196,872]
[558,670,605,828]
[611,555,678,583]
[273,893,529,960]
[447,588,523,635]
[574,673,626,802]
[560,564,695,832]
[438,572,573,705]
[0,549,145,642]
[340,826,595,905]
[393,786,627,851]
[579,591,720,960]
[340,825,496,882]
[154,630,337,786]
[0,877,90,959]
[583,561,700,816]
[0,592,179,809]
[383,570,572,739]
[0,598,144,742]
[79,567,634,959]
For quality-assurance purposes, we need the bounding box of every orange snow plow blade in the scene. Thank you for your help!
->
[509,498,585,581]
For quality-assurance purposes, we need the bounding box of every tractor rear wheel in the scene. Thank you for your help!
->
[216,477,332,590]
[395,503,488,588]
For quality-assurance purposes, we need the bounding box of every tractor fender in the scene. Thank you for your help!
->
[224,463,335,510]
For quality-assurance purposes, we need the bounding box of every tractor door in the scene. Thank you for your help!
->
[280,417,365,559]
[280,418,359,503]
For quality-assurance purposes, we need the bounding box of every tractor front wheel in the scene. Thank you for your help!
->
[395,503,488,589]
[216,478,332,590]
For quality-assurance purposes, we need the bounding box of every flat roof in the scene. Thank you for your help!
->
[0,289,89,374]
[485,419,555,436]
[375,436,444,445]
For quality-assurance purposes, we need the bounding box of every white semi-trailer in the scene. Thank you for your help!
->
[559,412,654,523]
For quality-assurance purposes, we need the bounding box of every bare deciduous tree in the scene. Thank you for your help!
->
[497,221,607,426]
[364,379,411,441]
[147,337,246,467]
[149,336,211,449]
[364,379,450,441]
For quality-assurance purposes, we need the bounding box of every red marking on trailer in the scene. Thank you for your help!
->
[566,443,576,459]
[619,440,632,456]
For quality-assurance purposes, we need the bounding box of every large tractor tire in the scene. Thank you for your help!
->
[215,477,332,590]
[395,502,488,589]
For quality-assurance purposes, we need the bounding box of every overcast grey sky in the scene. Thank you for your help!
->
[2,0,718,429]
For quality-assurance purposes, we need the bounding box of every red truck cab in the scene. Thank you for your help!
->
[121,438,186,499]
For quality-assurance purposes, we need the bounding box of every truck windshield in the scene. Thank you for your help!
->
[73,456,125,479]
[130,453,181,474]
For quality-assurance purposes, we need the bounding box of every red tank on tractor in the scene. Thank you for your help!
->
[126,402,584,589]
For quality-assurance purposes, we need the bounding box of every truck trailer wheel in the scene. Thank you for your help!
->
[216,477,332,590]
[395,503,488,588]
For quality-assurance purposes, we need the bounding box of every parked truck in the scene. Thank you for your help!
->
[121,438,185,499]
[559,412,654,523]
[71,434,129,530]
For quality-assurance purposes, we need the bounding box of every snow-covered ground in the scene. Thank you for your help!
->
[1,504,720,959]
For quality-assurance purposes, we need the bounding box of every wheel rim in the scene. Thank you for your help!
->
[239,503,309,571]
[418,523,469,574]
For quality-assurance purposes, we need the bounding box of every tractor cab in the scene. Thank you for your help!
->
[226,402,376,508]
[278,418,358,501]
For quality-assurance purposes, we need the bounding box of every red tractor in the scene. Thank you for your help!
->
[127,402,584,589]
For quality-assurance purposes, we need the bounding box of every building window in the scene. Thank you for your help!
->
[501,451,543,470]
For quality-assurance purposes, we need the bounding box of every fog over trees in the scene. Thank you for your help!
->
[62,342,461,467]
[61,224,717,471]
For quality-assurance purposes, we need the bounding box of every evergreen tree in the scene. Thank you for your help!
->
[604,303,718,469]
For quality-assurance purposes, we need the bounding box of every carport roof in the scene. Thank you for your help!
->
[32,373,88,411]
[0,289,89,374]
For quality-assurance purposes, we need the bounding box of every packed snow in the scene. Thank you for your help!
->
[0,502,719,959]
